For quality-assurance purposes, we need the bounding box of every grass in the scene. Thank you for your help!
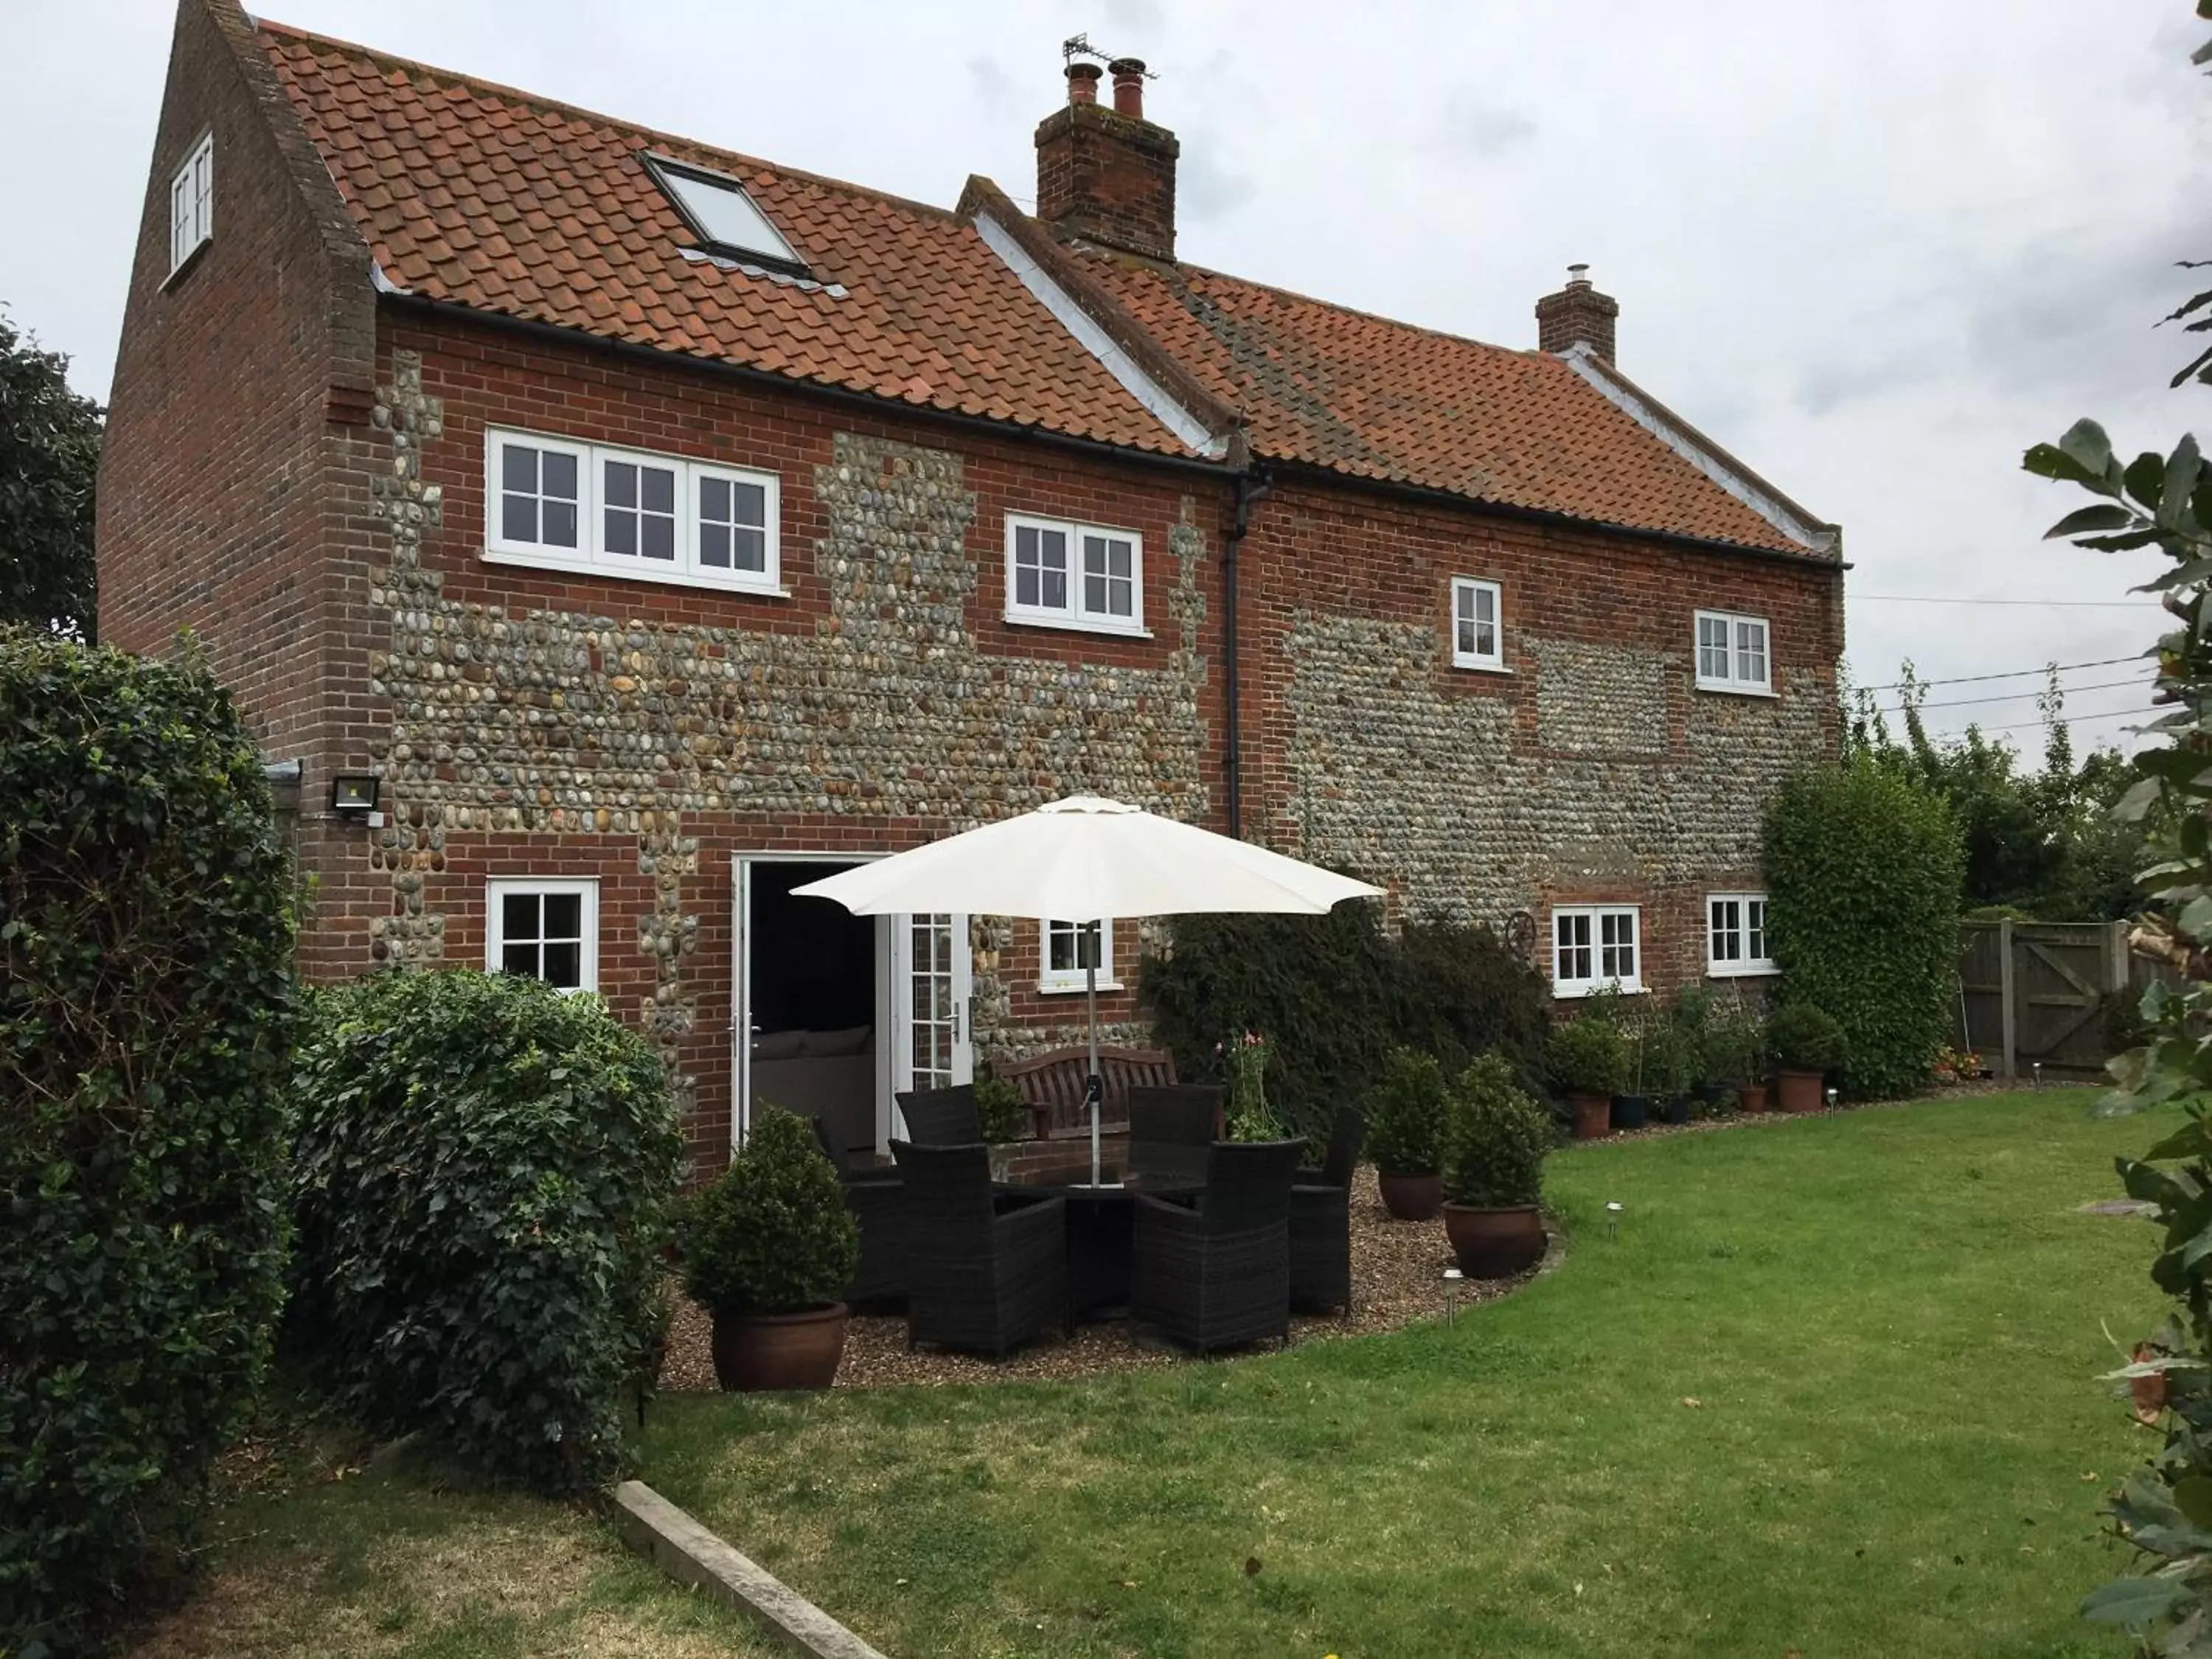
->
[125,1431,779,1658]
[639,1090,2177,1658]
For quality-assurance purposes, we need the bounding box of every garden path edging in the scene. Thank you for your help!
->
[613,1479,888,1659]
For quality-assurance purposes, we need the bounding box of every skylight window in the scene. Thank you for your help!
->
[644,154,804,274]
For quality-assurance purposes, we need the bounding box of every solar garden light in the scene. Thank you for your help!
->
[2033,1062,2044,1089]
[1825,1086,1839,1110]
[1605,1200,1623,1242]
[1442,1266,1463,1326]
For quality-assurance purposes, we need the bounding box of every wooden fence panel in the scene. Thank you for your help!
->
[1954,920,2127,1077]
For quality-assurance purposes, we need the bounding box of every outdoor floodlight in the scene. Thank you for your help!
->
[330,772,381,816]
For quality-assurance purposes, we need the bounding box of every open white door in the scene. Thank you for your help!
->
[889,911,972,1139]
[730,854,752,1150]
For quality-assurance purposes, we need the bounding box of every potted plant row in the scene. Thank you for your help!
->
[675,1106,860,1393]
[1441,1052,1552,1278]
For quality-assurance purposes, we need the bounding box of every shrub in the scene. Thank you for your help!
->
[1141,898,1394,1144]
[1546,1016,1629,1098]
[1366,1048,1450,1175]
[1,633,299,1652]
[1702,1007,1766,1086]
[1442,1054,1551,1209]
[1764,757,1964,1099]
[975,1074,1027,1144]
[1139,902,1550,1143]
[289,970,683,1493]
[1641,1022,1697,1100]
[1767,1003,1847,1072]
[675,1107,857,1314]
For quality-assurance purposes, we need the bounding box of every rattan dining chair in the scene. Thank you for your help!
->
[1130,1138,1303,1354]
[1290,1106,1364,1314]
[810,1116,905,1307]
[1126,1084,1225,1189]
[894,1084,981,1147]
[889,1139,1068,1357]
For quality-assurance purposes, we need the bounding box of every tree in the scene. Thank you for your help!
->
[0,313,102,641]
[1843,665,2145,919]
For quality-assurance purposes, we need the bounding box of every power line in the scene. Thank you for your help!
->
[1902,703,2152,737]
[1852,655,2143,692]
[1852,592,2159,608]
[1871,675,2152,715]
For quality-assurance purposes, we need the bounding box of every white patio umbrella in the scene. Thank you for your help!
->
[792,796,1383,1186]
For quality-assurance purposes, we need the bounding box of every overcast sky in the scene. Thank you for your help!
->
[7,0,2206,755]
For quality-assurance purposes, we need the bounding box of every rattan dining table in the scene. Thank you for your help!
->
[1001,1170,1199,1321]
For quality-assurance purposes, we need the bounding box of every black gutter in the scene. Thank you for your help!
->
[1222,467,1270,839]
[375,290,1243,483]
[1265,458,1846,571]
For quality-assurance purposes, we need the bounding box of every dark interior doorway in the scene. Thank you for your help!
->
[747,860,877,1153]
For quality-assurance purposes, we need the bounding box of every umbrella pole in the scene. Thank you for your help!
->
[1086,958,1102,1187]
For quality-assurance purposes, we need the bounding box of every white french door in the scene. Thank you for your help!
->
[891,911,973,1130]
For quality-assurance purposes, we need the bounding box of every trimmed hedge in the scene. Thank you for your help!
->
[1,633,299,1652]
[289,970,684,1492]
[1764,759,1964,1099]
[1140,902,1548,1144]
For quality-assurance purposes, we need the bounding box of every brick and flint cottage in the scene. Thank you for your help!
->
[99,0,1845,1171]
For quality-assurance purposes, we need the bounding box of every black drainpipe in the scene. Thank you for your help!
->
[1222,467,1271,839]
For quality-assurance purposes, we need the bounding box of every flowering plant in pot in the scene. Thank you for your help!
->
[1546,1016,1628,1140]
[675,1106,859,1391]
[1767,1003,1846,1114]
[1366,1048,1450,1219]
[1441,1053,1551,1278]
[1224,1030,1287,1141]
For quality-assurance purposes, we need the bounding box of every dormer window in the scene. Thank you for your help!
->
[644,153,805,276]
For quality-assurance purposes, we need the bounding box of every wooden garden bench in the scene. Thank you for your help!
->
[996,1045,1179,1141]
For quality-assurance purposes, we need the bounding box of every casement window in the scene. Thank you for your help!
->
[483,428,780,594]
[486,878,599,993]
[1707,892,1776,977]
[1040,917,1118,993]
[168,133,213,276]
[1694,609,1772,694]
[1450,577,1504,671]
[1004,514,1144,635]
[1553,905,1642,998]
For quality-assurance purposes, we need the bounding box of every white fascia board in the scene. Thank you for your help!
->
[973,212,1228,461]
[1559,344,1837,555]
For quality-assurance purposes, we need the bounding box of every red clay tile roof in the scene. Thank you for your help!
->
[1066,252,1811,552]
[257,22,1192,456]
[257,19,1820,554]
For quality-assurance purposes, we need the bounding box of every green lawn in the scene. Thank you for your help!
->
[641,1091,2174,1658]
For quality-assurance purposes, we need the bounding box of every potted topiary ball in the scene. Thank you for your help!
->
[675,1106,860,1391]
[1441,1053,1552,1277]
[1546,1017,1628,1141]
[1767,1004,1846,1114]
[1366,1048,1450,1220]
[975,1072,1029,1183]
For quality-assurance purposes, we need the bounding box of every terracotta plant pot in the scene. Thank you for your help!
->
[1611,1093,1650,1132]
[1570,1093,1612,1141]
[709,1302,849,1392]
[1775,1069,1824,1114]
[1443,1203,1545,1279]
[1377,1169,1444,1221]
[1736,1083,1768,1114]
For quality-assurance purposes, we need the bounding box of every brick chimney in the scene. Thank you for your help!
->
[1535,264,1619,364]
[1034,58,1179,262]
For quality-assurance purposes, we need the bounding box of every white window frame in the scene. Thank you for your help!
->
[1039,917,1119,994]
[485,877,599,994]
[481,427,782,597]
[1450,576,1505,672]
[168,132,214,278]
[1003,512,1147,637]
[1706,891,1777,978]
[1694,608,1773,695]
[1552,904,1643,998]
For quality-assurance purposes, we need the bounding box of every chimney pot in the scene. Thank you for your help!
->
[1065,62,1102,105]
[1109,58,1146,119]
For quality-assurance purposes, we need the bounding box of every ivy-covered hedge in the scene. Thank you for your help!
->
[1764,757,1964,1099]
[1,633,299,1652]
[1140,903,1549,1142]
[289,970,684,1492]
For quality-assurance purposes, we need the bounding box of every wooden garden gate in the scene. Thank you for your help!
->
[1954,919,2131,1077]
